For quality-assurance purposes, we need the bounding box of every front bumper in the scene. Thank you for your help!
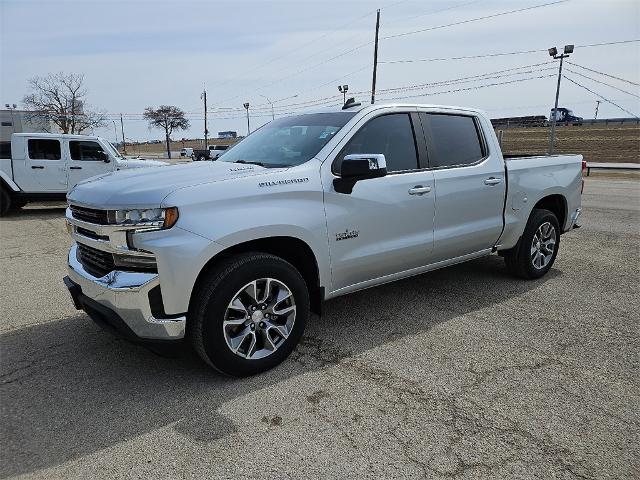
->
[66,244,186,341]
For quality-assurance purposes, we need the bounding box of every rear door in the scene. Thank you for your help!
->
[67,140,113,187]
[420,112,506,262]
[18,138,68,192]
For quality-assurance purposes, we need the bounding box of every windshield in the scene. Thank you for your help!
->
[104,141,123,158]
[219,112,356,168]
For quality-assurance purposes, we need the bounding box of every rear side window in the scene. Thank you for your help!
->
[70,141,106,161]
[336,113,418,173]
[0,142,10,159]
[28,139,61,160]
[422,114,485,168]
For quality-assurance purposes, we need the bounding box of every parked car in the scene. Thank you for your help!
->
[0,133,168,215]
[63,103,583,376]
[191,145,230,161]
[180,147,193,157]
[550,107,583,126]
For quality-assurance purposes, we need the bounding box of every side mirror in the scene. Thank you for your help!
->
[333,154,387,194]
[99,151,110,163]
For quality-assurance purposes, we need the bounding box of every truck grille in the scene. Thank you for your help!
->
[70,205,111,225]
[77,243,115,278]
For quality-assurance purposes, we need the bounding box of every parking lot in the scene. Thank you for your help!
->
[0,176,638,479]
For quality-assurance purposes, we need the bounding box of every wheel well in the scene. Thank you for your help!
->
[534,194,567,230]
[190,236,323,316]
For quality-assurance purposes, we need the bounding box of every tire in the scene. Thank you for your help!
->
[190,252,310,376]
[503,208,560,279]
[198,155,206,162]
[0,188,12,216]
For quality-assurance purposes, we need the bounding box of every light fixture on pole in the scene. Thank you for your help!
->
[243,102,250,135]
[338,85,349,104]
[547,44,574,155]
[5,103,17,133]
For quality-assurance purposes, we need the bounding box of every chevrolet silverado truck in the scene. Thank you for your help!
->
[63,103,583,376]
[0,133,167,215]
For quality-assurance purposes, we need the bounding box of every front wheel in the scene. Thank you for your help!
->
[190,253,309,376]
[0,188,12,216]
[503,208,560,279]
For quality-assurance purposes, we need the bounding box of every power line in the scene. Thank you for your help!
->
[563,75,639,118]
[380,39,640,64]
[380,0,569,40]
[564,68,640,99]
[566,61,640,86]
[381,73,556,101]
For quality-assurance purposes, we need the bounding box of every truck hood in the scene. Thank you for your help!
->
[116,157,170,168]
[67,161,281,208]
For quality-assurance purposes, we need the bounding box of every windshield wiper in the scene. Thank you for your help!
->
[233,160,267,167]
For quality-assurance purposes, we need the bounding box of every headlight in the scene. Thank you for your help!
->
[111,207,179,229]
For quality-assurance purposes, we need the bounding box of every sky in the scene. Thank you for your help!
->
[1,0,639,142]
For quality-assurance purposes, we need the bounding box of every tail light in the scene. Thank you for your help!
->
[581,160,587,172]
[581,160,586,194]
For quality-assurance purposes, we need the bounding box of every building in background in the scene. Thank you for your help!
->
[1,108,56,142]
[218,131,237,139]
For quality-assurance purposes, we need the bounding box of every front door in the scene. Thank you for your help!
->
[323,112,435,292]
[67,140,113,187]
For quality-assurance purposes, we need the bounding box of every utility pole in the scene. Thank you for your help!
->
[112,120,118,144]
[547,44,573,155]
[260,95,275,120]
[243,102,250,135]
[371,9,380,105]
[120,113,127,154]
[202,88,209,148]
[594,100,601,119]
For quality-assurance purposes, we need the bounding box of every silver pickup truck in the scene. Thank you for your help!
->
[64,102,583,376]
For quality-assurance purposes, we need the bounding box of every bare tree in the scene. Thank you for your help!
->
[23,72,106,134]
[143,105,190,159]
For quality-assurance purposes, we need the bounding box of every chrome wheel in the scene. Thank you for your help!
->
[530,221,556,270]
[222,278,296,360]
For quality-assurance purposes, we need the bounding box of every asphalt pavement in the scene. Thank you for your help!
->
[0,176,638,479]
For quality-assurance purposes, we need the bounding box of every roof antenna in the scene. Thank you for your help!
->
[342,97,361,110]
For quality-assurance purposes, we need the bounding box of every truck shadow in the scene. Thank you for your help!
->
[0,206,67,221]
[0,256,560,478]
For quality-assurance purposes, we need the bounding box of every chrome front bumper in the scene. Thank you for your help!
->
[66,244,186,340]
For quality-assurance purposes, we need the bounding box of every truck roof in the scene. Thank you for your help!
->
[11,132,104,141]
[313,101,487,116]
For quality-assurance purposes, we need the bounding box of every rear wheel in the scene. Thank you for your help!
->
[190,253,309,376]
[0,188,12,216]
[503,208,560,279]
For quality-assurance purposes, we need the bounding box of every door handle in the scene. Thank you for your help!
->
[484,177,502,186]
[31,166,44,169]
[69,166,82,170]
[408,185,432,195]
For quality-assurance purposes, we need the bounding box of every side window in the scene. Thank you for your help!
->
[28,139,61,160]
[335,113,418,173]
[422,114,485,168]
[0,142,10,159]
[69,141,106,161]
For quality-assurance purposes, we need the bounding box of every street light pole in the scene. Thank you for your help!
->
[5,104,17,133]
[338,85,349,104]
[548,44,573,155]
[243,102,250,135]
[112,120,118,144]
